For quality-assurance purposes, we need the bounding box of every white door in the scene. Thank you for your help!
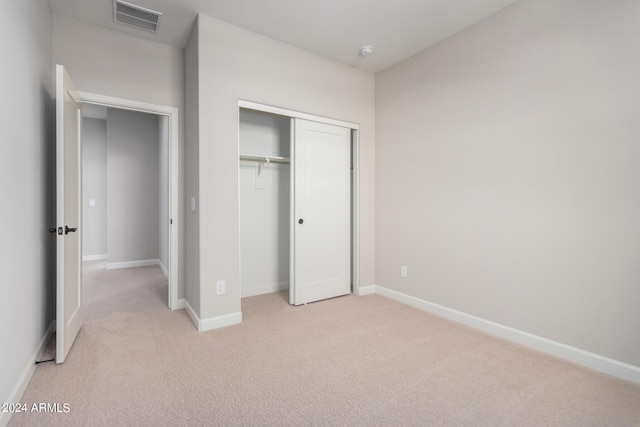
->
[55,64,83,363]
[291,119,351,305]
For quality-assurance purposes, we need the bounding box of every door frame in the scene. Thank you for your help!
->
[79,91,181,310]
[237,100,361,299]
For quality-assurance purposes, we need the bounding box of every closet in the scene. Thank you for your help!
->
[239,109,291,298]
[239,107,354,305]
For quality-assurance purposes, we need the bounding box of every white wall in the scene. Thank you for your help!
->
[0,0,54,418]
[82,118,107,258]
[185,21,200,313]
[106,108,159,265]
[159,115,169,271]
[239,110,291,297]
[189,14,375,323]
[376,0,640,367]
[52,14,185,296]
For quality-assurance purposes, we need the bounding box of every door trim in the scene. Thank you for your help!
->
[78,91,181,310]
[239,100,359,130]
[237,100,361,300]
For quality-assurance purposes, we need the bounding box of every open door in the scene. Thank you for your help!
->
[291,119,351,305]
[55,64,83,363]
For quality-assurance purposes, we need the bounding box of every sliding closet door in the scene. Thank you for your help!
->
[292,119,351,305]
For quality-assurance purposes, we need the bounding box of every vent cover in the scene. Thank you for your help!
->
[113,0,162,33]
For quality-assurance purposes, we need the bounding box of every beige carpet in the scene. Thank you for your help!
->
[9,265,640,426]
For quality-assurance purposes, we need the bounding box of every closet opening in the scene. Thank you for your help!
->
[239,109,291,299]
[238,103,360,305]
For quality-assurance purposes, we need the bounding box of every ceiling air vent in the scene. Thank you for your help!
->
[113,0,162,33]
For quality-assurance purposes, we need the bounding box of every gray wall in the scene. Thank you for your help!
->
[82,118,107,257]
[376,0,640,367]
[52,13,185,296]
[188,15,376,321]
[0,0,54,413]
[106,108,160,264]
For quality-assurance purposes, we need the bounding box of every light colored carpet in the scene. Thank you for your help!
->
[9,265,640,426]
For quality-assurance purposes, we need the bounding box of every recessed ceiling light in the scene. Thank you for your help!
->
[359,45,374,56]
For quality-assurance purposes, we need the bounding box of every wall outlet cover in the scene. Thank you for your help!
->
[216,280,226,295]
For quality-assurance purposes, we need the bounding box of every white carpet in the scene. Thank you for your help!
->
[9,264,640,426]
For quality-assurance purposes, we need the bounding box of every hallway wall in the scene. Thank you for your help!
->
[82,118,107,258]
[106,108,160,265]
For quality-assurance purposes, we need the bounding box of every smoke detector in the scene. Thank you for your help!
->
[359,45,374,56]
[113,0,162,33]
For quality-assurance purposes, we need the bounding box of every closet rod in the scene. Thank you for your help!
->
[239,154,290,164]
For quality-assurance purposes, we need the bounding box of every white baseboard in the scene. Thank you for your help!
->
[106,259,160,270]
[173,298,185,310]
[356,285,376,296]
[184,300,242,332]
[184,300,199,329]
[82,254,107,262]
[374,285,640,385]
[1,321,55,427]
[158,261,169,278]
[241,282,289,298]
[199,311,242,332]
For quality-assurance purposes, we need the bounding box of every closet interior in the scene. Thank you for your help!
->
[239,108,291,298]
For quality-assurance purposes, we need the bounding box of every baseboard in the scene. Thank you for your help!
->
[1,321,55,427]
[356,285,376,296]
[106,259,160,270]
[184,300,199,330]
[374,285,640,385]
[173,298,185,310]
[199,311,242,332]
[158,261,169,278]
[241,282,289,298]
[82,254,107,262]
[184,300,242,332]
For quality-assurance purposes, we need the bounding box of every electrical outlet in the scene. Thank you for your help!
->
[400,266,408,278]
[216,280,226,295]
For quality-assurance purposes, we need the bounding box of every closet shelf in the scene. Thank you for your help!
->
[239,154,290,164]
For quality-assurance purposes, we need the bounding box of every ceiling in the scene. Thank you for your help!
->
[48,0,518,73]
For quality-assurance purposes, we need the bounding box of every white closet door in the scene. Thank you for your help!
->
[292,119,351,305]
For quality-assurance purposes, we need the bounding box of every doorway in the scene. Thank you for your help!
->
[79,92,180,310]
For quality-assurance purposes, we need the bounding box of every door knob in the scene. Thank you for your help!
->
[65,226,78,235]
[298,219,304,224]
